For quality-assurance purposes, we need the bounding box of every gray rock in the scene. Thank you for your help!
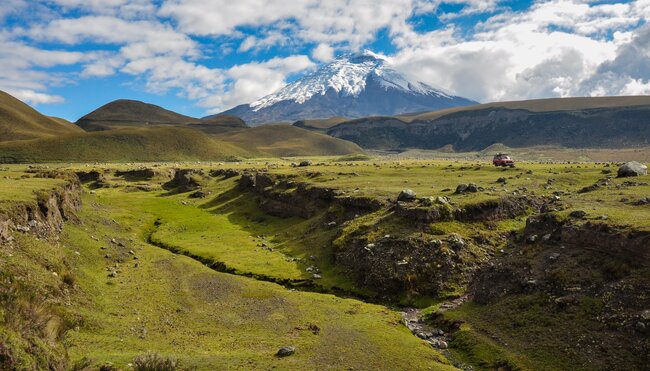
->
[455,184,468,193]
[467,183,478,192]
[435,196,450,205]
[447,234,465,249]
[617,161,648,177]
[496,177,507,184]
[189,190,207,198]
[641,309,650,321]
[430,339,448,349]
[298,160,313,167]
[397,189,417,201]
[569,210,587,219]
[276,346,295,357]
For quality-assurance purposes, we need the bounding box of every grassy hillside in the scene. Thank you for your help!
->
[0,91,84,141]
[75,100,252,133]
[293,117,350,131]
[401,95,650,122]
[214,124,363,157]
[328,96,650,151]
[0,127,250,163]
[75,99,200,131]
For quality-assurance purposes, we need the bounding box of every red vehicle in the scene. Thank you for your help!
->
[493,153,515,167]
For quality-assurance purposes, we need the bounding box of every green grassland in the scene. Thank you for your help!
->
[0,170,65,205]
[0,125,363,163]
[1,157,648,369]
[212,124,363,157]
[0,127,251,163]
[60,189,453,369]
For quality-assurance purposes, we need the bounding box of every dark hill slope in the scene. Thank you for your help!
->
[76,100,249,132]
[0,90,84,141]
[401,96,650,122]
[75,99,200,131]
[327,97,650,150]
[293,117,350,132]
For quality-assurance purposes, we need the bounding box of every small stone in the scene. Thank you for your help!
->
[641,310,650,321]
[312,274,322,279]
[549,252,561,260]
[276,346,295,357]
[397,189,417,201]
[430,339,448,349]
[569,210,587,219]
[447,234,465,249]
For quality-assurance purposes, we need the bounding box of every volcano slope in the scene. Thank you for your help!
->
[0,158,648,370]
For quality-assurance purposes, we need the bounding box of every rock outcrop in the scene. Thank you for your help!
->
[617,161,648,177]
[0,172,82,241]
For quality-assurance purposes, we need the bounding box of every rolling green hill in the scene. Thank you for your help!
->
[75,99,200,131]
[0,127,251,163]
[0,90,84,141]
[75,99,250,133]
[214,124,363,157]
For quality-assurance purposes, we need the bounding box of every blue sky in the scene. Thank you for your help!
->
[1,0,648,121]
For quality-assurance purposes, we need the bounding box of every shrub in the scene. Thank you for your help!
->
[133,353,178,371]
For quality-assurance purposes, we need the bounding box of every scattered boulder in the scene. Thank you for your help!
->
[276,346,295,357]
[298,160,313,167]
[455,183,478,194]
[397,189,417,202]
[209,168,240,179]
[447,234,465,249]
[496,177,507,184]
[617,161,647,178]
[569,210,587,219]
[163,169,204,192]
[189,190,207,198]
[239,173,256,189]
[115,168,157,181]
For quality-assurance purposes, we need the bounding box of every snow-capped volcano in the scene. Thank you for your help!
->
[213,50,477,125]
